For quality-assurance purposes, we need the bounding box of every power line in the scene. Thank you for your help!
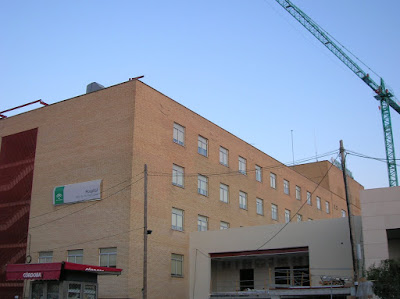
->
[29,174,144,230]
[256,153,340,250]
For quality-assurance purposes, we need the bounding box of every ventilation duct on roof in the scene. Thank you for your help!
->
[86,82,105,94]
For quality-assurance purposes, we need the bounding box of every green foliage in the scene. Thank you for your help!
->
[366,259,400,299]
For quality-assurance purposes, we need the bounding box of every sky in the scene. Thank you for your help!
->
[1,0,400,190]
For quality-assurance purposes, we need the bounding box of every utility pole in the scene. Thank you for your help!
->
[339,140,358,284]
[143,164,148,299]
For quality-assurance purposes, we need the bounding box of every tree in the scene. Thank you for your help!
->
[366,259,400,298]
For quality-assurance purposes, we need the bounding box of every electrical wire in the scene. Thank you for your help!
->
[256,152,340,250]
[30,226,145,253]
[29,174,144,230]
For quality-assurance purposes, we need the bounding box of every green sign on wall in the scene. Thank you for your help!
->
[53,180,101,205]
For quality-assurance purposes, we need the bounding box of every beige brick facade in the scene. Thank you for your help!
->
[0,80,362,298]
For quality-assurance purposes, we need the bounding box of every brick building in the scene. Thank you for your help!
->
[0,79,362,298]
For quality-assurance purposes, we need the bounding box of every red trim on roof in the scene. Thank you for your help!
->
[6,262,122,281]
[209,246,309,258]
[63,262,122,275]
[6,263,62,281]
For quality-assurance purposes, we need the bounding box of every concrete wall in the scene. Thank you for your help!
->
[189,217,357,299]
[361,187,400,269]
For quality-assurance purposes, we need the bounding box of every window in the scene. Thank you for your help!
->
[220,183,229,203]
[296,186,301,200]
[285,209,291,223]
[297,214,302,222]
[220,221,229,230]
[283,180,290,195]
[173,123,185,146]
[198,135,208,157]
[307,191,312,205]
[38,251,53,263]
[172,164,184,187]
[271,204,278,220]
[68,283,81,298]
[198,215,208,231]
[239,191,247,210]
[171,254,184,277]
[341,209,347,217]
[84,285,97,298]
[256,198,263,215]
[220,146,228,166]
[68,249,83,264]
[316,197,321,210]
[99,247,117,268]
[325,201,330,214]
[308,218,313,221]
[255,165,262,182]
[239,156,247,175]
[172,208,184,231]
[198,175,208,196]
[270,173,276,189]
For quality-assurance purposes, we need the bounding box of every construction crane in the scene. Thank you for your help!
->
[275,0,400,187]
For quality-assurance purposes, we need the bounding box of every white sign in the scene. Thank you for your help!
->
[53,179,102,205]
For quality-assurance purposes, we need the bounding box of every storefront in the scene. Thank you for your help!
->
[6,262,122,299]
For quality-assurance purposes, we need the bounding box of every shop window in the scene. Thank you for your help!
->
[68,283,81,298]
[84,284,97,299]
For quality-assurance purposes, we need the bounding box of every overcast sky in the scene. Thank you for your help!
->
[1,0,400,189]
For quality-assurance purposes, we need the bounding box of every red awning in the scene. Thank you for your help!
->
[6,263,63,281]
[63,262,122,275]
[6,262,122,281]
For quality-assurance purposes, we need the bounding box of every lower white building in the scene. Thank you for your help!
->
[189,217,362,299]
[360,186,400,269]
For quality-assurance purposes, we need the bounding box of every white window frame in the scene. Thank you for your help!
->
[238,156,247,175]
[271,204,278,220]
[285,209,291,223]
[67,249,83,264]
[307,191,312,205]
[219,146,228,166]
[296,186,301,200]
[220,221,229,230]
[283,179,290,195]
[239,191,247,210]
[270,173,276,189]
[341,209,346,217]
[198,135,208,157]
[173,123,185,146]
[255,165,262,182]
[38,251,53,263]
[256,198,263,215]
[297,214,302,222]
[172,164,184,187]
[171,254,184,277]
[326,201,330,214]
[172,208,184,231]
[198,175,208,196]
[99,247,117,268]
[316,197,321,210]
[198,215,208,231]
[220,183,229,203]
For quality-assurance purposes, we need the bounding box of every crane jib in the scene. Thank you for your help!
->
[275,0,399,186]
